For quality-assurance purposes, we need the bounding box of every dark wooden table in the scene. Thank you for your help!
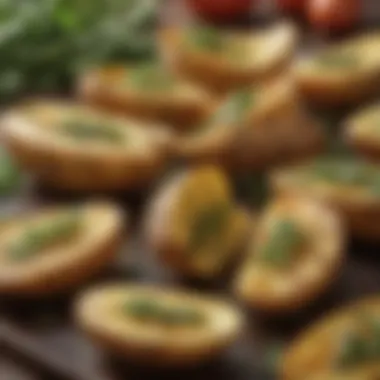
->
[2,1,380,380]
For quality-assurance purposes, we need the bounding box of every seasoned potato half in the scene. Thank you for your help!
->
[0,202,123,295]
[145,166,251,278]
[345,103,380,160]
[74,283,244,366]
[160,22,298,93]
[3,100,172,191]
[175,78,323,168]
[78,63,215,130]
[281,297,380,380]
[270,157,380,241]
[235,196,343,313]
[295,32,380,106]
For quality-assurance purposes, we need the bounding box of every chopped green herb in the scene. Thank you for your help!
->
[189,26,224,52]
[8,211,82,261]
[61,119,124,143]
[317,52,358,68]
[123,298,204,326]
[212,89,255,126]
[260,219,304,267]
[337,315,380,369]
[0,147,22,196]
[306,158,380,196]
[190,203,230,251]
[129,63,174,91]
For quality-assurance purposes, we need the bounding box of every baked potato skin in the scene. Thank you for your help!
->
[270,169,380,242]
[77,314,237,367]
[235,197,344,313]
[78,66,214,130]
[0,205,124,296]
[3,105,172,192]
[145,166,251,278]
[296,70,380,107]
[159,26,298,94]
[281,297,380,380]
[344,106,380,161]
[74,284,244,367]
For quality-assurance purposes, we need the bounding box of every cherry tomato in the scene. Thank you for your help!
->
[276,0,307,14]
[308,0,360,32]
[187,0,252,21]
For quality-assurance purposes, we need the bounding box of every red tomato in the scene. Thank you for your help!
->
[308,0,360,32]
[187,0,252,21]
[276,0,307,14]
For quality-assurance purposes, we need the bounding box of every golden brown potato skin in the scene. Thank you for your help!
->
[173,79,325,171]
[235,196,344,313]
[281,297,380,380]
[0,203,124,296]
[3,101,172,192]
[344,104,380,161]
[145,166,251,279]
[159,24,298,94]
[78,66,215,131]
[295,33,380,107]
[270,166,380,242]
[74,284,244,367]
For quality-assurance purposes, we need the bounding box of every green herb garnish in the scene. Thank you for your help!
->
[307,158,380,196]
[61,119,124,143]
[260,219,304,267]
[0,147,22,196]
[337,316,380,368]
[189,26,224,52]
[8,211,82,261]
[123,298,205,326]
[190,203,230,251]
[317,52,359,68]
[212,88,255,126]
[129,63,174,91]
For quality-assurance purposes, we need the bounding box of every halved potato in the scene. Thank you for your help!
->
[78,63,216,130]
[175,78,324,168]
[345,103,380,160]
[3,100,172,191]
[270,157,380,241]
[74,283,244,366]
[145,166,251,278]
[281,297,380,380]
[295,32,380,106]
[0,201,123,295]
[235,196,343,313]
[160,22,298,93]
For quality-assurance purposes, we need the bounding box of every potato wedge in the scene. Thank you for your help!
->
[3,100,172,191]
[270,157,380,241]
[78,63,215,130]
[175,78,324,168]
[295,32,380,106]
[159,22,298,93]
[74,283,244,366]
[235,196,343,313]
[145,166,251,278]
[345,103,380,160]
[281,297,380,380]
[0,201,123,295]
